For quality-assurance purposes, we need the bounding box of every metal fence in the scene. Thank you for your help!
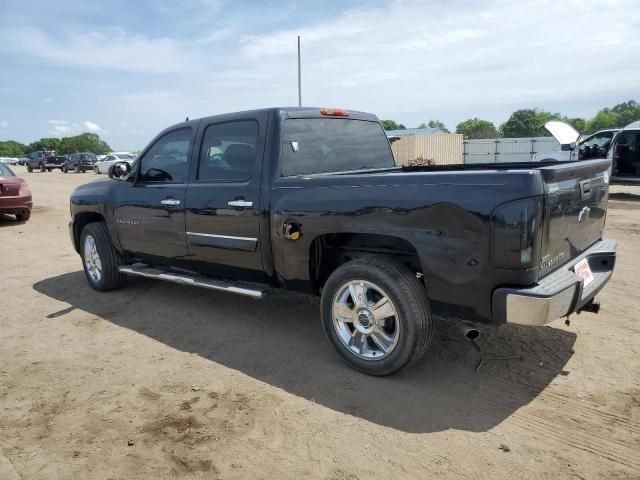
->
[463,137,559,163]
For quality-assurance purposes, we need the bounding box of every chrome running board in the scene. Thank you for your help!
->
[118,265,267,299]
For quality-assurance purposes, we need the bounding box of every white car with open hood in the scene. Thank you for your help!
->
[534,120,640,184]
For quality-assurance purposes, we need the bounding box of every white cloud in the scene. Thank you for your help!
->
[0,120,8,128]
[0,27,204,74]
[83,121,102,133]
[44,97,53,104]
[236,0,640,126]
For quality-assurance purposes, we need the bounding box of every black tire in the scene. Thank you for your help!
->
[15,210,30,222]
[81,167,86,173]
[27,165,33,172]
[47,168,52,172]
[80,222,126,291]
[62,165,68,173]
[320,257,433,376]
[75,164,80,173]
[40,163,46,172]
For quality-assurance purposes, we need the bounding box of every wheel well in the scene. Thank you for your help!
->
[309,233,422,293]
[72,212,105,252]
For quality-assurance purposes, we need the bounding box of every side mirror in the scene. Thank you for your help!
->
[108,161,132,180]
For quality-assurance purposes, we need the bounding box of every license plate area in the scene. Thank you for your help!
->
[574,258,594,286]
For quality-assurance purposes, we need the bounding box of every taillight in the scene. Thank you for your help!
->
[320,107,350,117]
[491,196,543,269]
[19,182,31,196]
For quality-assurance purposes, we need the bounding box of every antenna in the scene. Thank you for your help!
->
[297,36,302,107]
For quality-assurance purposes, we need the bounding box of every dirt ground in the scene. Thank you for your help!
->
[0,169,639,480]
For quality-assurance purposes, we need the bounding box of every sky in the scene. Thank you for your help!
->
[0,0,639,150]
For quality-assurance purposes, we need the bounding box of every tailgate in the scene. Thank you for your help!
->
[538,159,610,276]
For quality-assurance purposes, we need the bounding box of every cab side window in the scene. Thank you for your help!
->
[198,121,258,182]
[139,128,192,183]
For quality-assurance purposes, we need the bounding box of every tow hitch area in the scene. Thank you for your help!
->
[578,299,601,315]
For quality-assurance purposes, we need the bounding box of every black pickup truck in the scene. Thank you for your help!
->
[69,107,616,375]
[26,150,66,172]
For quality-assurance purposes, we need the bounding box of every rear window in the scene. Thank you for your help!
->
[281,118,393,176]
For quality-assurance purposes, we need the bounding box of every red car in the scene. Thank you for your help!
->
[0,163,32,221]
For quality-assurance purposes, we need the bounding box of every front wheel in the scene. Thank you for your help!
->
[75,164,80,173]
[40,163,46,172]
[62,165,68,173]
[80,222,126,291]
[94,166,100,174]
[320,257,433,376]
[27,165,33,172]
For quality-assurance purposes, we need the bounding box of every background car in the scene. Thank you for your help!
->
[26,150,65,172]
[0,162,32,221]
[63,152,97,173]
[532,127,620,162]
[93,152,135,174]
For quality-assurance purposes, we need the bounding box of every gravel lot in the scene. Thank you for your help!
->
[1,169,639,480]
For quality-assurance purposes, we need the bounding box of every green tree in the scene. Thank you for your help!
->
[455,118,498,139]
[57,133,111,154]
[561,117,589,133]
[500,109,561,137]
[380,120,406,131]
[29,137,61,152]
[586,100,640,132]
[0,140,29,157]
[417,120,450,133]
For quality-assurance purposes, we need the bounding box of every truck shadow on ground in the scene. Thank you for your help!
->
[34,271,577,434]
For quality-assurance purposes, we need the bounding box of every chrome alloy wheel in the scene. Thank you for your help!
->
[332,280,400,360]
[84,234,102,283]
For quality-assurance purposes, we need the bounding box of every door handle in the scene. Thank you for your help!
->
[161,198,181,206]
[227,200,253,208]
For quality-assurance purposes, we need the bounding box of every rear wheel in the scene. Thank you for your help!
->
[62,165,68,173]
[40,163,46,172]
[75,164,80,173]
[27,165,33,172]
[80,222,126,291]
[15,210,30,222]
[320,257,433,376]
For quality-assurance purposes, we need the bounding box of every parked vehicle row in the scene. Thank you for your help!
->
[18,151,135,174]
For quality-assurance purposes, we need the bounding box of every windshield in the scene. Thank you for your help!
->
[281,118,394,176]
[0,163,15,176]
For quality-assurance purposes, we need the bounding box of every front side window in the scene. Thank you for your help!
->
[139,128,192,183]
[198,120,259,182]
[281,118,394,176]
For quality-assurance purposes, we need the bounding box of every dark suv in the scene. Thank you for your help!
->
[63,153,97,173]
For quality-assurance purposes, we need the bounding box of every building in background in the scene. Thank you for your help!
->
[386,128,463,165]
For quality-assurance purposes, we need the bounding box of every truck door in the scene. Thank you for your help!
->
[185,114,267,279]
[113,127,194,268]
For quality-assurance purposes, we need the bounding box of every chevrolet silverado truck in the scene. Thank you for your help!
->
[26,150,65,172]
[69,107,617,375]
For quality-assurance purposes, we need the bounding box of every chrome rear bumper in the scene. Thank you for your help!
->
[492,239,616,326]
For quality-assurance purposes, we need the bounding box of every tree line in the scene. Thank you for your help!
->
[381,100,640,139]
[0,133,112,157]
